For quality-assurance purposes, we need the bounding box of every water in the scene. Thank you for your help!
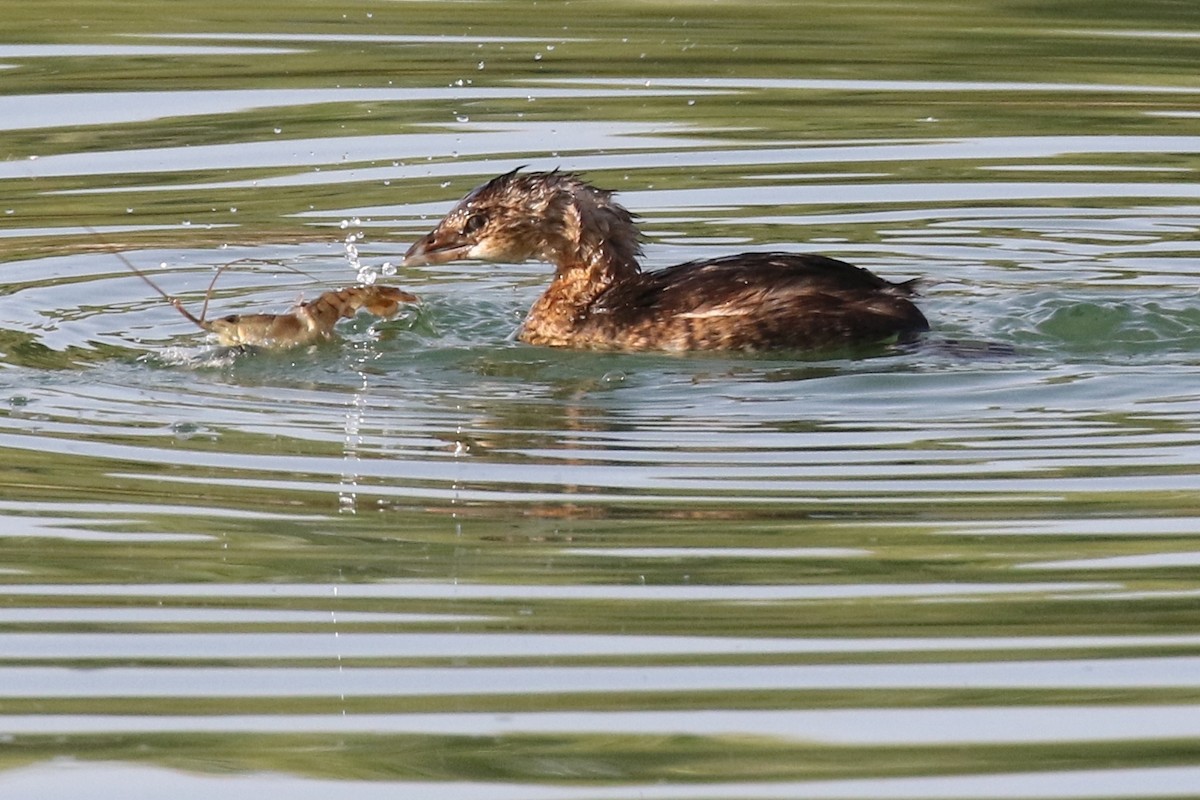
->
[2,2,1200,797]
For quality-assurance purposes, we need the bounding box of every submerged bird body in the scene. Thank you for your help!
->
[404,169,928,352]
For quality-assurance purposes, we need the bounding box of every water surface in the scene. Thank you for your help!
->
[2,2,1200,798]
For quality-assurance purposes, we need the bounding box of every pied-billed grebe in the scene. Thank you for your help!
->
[404,169,928,351]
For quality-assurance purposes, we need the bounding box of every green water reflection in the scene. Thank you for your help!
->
[2,0,1200,797]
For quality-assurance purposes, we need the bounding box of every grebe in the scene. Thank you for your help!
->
[404,169,929,351]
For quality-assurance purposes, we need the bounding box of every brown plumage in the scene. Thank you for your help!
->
[404,169,928,352]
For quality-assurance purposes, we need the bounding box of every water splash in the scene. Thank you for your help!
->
[337,362,367,515]
[340,218,377,285]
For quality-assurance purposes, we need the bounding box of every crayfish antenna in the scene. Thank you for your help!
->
[101,244,210,333]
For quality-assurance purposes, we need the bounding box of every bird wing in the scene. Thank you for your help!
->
[591,252,916,320]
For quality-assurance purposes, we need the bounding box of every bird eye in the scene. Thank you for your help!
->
[462,212,487,235]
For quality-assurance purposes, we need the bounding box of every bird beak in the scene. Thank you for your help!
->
[403,228,473,267]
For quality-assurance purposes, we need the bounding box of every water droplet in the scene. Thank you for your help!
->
[273,127,282,134]
[380,261,396,276]
[533,53,542,61]
[687,99,695,106]
[477,61,485,70]
[172,421,201,439]
[456,115,469,123]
